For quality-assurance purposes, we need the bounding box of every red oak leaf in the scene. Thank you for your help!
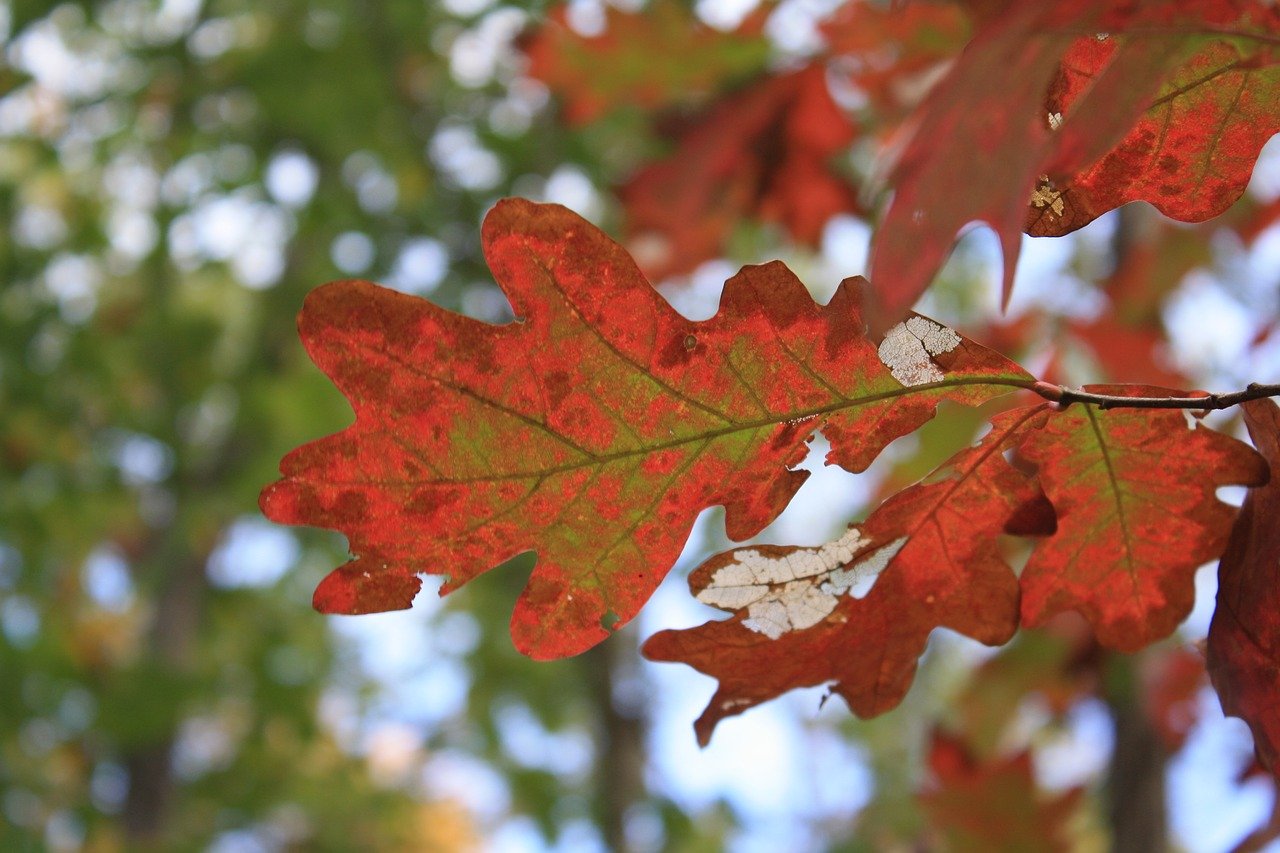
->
[1208,398,1280,775]
[620,63,859,280]
[261,199,1031,659]
[520,0,771,125]
[866,0,1277,328]
[1017,386,1267,651]
[642,406,1046,744]
[1028,5,1280,237]
[921,732,1084,853]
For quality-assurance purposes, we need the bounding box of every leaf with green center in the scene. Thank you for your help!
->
[259,199,1031,659]
[1208,398,1280,775]
[1017,386,1267,650]
[643,406,1047,744]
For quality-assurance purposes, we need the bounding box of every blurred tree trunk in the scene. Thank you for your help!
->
[1102,206,1168,853]
[122,542,208,842]
[121,237,210,844]
[1105,668,1168,853]
[585,628,648,852]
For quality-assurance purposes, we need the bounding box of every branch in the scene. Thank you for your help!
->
[1029,381,1280,411]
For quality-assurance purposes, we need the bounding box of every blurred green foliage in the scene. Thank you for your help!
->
[0,1,714,848]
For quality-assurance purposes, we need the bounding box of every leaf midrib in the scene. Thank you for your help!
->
[1082,405,1140,596]
[346,339,1030,487]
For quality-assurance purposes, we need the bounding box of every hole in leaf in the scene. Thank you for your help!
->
[1216,485,1247,507]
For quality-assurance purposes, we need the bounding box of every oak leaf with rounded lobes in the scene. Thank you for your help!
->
[260,199,1031,660]
[1017,386,1267,650]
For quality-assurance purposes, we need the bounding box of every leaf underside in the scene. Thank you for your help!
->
[643,406,1047,744]
[1208,398,1280,774]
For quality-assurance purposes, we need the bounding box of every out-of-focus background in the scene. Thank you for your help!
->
[3,0,1280,850]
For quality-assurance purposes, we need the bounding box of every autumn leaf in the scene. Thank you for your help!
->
[1028,6,1280,236]
[642,406,1045,744]
[520,0,771,125]
[1208,398,1280,775]
[920,732,1084,853]
[620,63,859,280]
[260,199,1031,659]
[1017,386,1267,650]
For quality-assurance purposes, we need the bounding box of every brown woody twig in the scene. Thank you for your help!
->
[1029,381,1280,411]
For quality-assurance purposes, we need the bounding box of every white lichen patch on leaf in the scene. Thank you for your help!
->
[877,316,962,387]
[695,529,908,640]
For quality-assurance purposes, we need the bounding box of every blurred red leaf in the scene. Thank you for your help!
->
[1208,398,1280,776]
[1062,214,1207,387]
[261,199,1030,659]
[621,63,859,280]
[1017,386,1267,650]
[921,732,1084,853]
[521,0,771,125]
[1067,317,1187,388]
[949,624,1099,758]
[643,406,1045,744]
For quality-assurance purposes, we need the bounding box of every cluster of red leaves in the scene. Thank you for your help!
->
[620,63,859,281]
[523,0,1279,329]
[921,733,1084,853]
[261,199,1274,762]
[264,0,1280,783]
[869,0,1280,326]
